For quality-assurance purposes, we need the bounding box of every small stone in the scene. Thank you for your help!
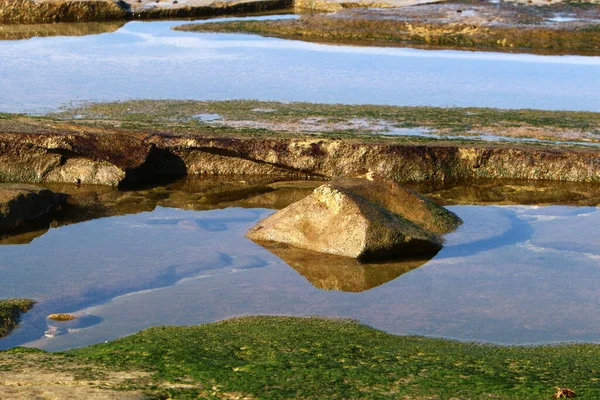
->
[47,313,77,322]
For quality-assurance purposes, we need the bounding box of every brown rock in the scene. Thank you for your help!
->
[331,176,461,234]
[0,119,169,186]
[47,313,76,322]
[246,179,444,259]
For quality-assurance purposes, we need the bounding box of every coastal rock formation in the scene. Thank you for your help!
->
[0,119,177,186]
[0,184,65,232]
[1,117,599,187]
[246,178,447,259]
[0,0,126,24]
[0,0,292,24]
[155,136,600,184]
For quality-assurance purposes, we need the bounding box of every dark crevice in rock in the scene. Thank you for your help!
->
[119,145,187,189]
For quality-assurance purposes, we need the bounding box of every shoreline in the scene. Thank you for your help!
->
[1,315,600,398]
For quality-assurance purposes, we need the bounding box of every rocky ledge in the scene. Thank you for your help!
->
[2,133,600,186]
[0,108,598,187]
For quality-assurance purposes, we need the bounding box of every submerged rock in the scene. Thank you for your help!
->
[246,178,453,259]
[0,184,65,232]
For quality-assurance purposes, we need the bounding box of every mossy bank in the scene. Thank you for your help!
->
[2,316,600,398]
[0,299,35,338]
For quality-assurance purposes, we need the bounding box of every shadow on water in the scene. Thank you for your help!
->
[437,207,535,259]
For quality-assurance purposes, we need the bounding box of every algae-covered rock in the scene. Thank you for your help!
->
[0,184,65,232]
[0,298,35,338]
[246,178,447,259]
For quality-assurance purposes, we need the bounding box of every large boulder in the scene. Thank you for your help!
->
[246,178,456,259]
[0,184,65,232]
[330,177,462,234]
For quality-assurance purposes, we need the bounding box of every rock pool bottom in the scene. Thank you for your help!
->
[0,204,599,351]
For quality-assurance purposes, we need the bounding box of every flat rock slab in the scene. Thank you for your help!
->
[247,178,452,259]
[0,184,65,232]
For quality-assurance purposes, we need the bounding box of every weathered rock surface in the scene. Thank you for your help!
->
[0,184,65,232]
[330,176,461,233]
[178,2,600,54]
[0,119,175,186]
[0,0,291,24]
[0,0,126,24]
[1,118,599,187]
[154,136,600,184]
[246,179,445,259]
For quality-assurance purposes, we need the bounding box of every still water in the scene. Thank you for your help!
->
[1,199,598,350]
[0,16,599,113]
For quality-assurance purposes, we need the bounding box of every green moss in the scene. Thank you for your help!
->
[55,99,600,131]
[48,100,600,149]
[0,298,35,338]
[58,316,600,399]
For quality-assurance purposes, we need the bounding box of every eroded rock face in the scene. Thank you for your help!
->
[246,179,446,259]
[0,120,170,186]
[0,184,65,232]
[155,137,600,184]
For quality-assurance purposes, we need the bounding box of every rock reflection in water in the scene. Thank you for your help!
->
[258,244,436,292]
[0,22,125,41]
[2,203,599,351]
[1,176,598,245]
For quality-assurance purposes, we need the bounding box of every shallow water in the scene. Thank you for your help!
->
[381,127,600,147]
[1,16,600,113]
[1,200,599,350]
